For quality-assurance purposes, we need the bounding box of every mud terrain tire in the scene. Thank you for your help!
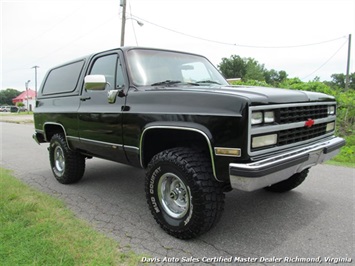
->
[145,147,225,239]
[49,133,85,184]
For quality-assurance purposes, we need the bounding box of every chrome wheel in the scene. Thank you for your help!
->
[49,134,85,184]
[158,173,190,219]
[145,148,225,239]
[54,146,65,175]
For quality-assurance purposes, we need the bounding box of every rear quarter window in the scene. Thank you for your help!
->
[42,60,85,95]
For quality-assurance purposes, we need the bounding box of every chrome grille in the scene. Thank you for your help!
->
[249,102,336,155]
[279,105,328,124]
[278,123,327,146]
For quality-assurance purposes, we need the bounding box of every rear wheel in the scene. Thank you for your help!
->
[145,147,225,239]
[49,133,85,184]
[264,169,309,193]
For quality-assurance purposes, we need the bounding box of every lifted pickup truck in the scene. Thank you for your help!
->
[33,47,345,239]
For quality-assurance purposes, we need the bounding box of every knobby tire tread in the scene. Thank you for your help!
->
[146,147,225,239]
[49,133,85,184]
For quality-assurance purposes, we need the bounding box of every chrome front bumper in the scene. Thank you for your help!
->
[229,137,345,191]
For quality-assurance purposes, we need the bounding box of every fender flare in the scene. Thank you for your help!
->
[139,121,217,179]
[42,122,72,148]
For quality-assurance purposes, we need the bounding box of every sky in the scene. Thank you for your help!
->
[1,0,355,92]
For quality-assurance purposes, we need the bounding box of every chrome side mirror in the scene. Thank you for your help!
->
[84,75,107,91]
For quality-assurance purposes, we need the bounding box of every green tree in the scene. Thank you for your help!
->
[326,73,355,90]
[218,55,266,81]
[244,58,265,81]
[218,55,246,79]
[264,69,288,87]
[0,88,21,105]
[218,55,289,85]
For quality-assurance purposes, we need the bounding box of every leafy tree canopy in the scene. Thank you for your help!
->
[0,88,21,105]
[218,55,287,86]
[324,73,355,90]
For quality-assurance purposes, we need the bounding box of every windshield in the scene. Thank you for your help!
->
[126,49,229,87]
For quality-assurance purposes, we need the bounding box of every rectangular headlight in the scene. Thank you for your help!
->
[252,134,277,148]
[264,111,275,123]
[251,112,263,125]
[328,106,335,115]
[326,122,335,132]
[251,110,275,125]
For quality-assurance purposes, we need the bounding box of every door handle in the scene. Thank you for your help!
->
[80,97,91,101]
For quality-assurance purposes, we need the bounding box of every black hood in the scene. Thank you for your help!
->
[147,85,335,105]
[216,85,335,105]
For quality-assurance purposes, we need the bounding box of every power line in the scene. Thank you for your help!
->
[129,2,139,46]
[3,14,117,75]
[130,13,350,80]
[130,14,346,49]
[7,5,85,54]
[301,39,348,80]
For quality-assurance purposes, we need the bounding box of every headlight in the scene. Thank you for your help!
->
[326,122,335,132]
[328,106,335,115]
[251,112,263,125]
[252,134,277,148]
[264,111,275,123]
[251,111,275,125]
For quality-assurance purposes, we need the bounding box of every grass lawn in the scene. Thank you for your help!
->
[0,168,142,266]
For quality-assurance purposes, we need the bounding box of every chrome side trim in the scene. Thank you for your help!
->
[67,136,79,142]
[124,145,140,154]
[75,138,139,153]
[79,137,124,150]
[140,125,217,179]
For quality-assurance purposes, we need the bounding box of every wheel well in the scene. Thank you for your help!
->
[44,124,65,142]
[141,128,212,168]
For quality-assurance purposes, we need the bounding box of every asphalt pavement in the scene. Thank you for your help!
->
[1,122,354,265]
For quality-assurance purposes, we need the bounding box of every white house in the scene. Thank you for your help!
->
[12,89,36,111]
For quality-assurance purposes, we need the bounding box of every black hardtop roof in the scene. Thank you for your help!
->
[94,46,205,57]
[49,46,207,70]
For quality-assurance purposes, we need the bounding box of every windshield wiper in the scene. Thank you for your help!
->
[196,80,221,85]
[151,80,200,86]
[151,80,182,86]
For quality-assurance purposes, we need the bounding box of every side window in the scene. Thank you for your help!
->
[42,60,84,95]
[89,54,117,89]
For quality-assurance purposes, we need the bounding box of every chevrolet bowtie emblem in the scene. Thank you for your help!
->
[305,118,315,128]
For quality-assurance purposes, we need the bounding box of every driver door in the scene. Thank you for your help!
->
[77,51,127,163]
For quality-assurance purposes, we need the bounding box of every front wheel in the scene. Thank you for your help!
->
[145,148,225,239]
[49,133,85,184]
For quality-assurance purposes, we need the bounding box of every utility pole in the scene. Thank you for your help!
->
[345,34,351,90]
[25,80,30,113]
[120,0,127,46]
[32,65,39,97]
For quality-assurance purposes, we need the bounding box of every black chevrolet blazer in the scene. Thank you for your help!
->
[33,47,345,239]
